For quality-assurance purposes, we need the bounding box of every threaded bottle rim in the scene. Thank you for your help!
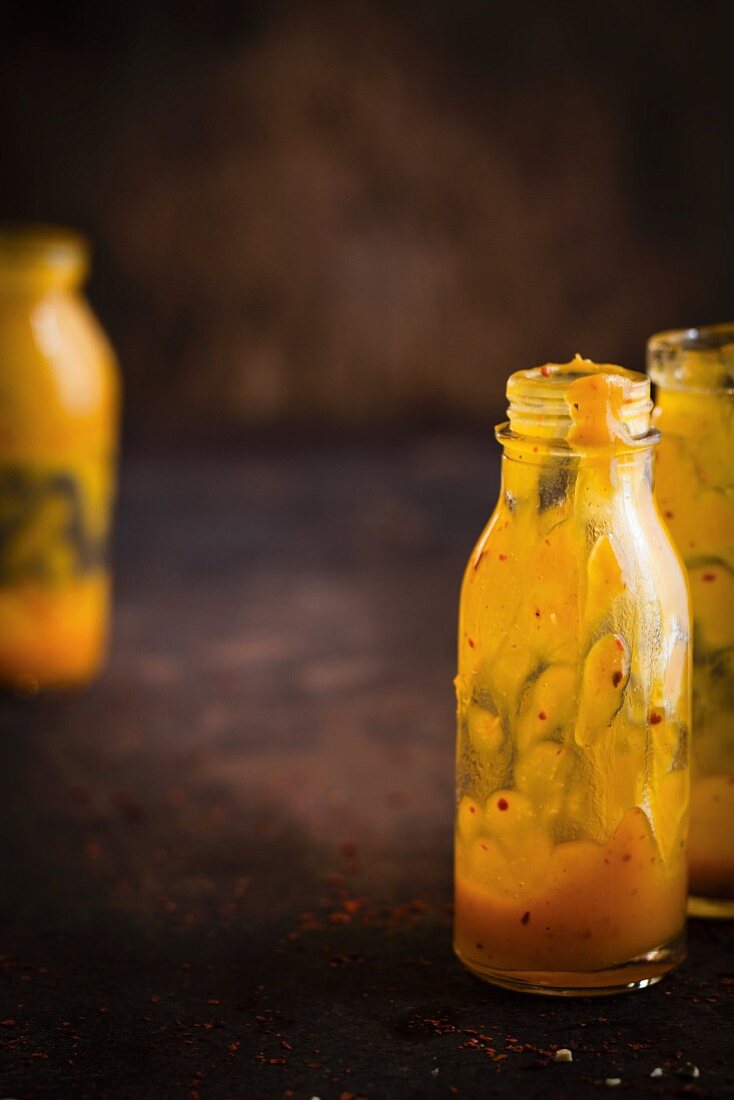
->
[498,355,656,451]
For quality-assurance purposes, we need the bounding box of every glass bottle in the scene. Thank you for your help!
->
[0,226,120,691]
[647,324,734,918]
[454,357,690,995]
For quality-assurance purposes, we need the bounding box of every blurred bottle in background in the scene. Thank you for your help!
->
[0,227,120,692]
[648,325,734,917]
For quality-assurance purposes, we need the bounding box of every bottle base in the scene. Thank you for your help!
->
[688,894,734,920]
[455,933,685,997]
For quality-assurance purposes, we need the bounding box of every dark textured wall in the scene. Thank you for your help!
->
[2,0,733,428]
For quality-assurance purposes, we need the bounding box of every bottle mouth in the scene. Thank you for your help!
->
[647,323,734,395]
[499,357,656,449]
[0,224,89,291]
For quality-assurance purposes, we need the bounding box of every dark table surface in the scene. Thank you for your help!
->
[0,435,731,1100]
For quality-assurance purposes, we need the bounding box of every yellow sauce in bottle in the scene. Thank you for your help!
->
[454,358,690,994]
[648,326,734,915]
[0,227,120,690]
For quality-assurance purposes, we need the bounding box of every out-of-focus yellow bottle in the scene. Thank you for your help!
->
[648,324,734,917]
[454,358,690,995]
[0,226,120,691]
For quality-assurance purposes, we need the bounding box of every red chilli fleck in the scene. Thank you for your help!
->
[521,911,531,925]
[499,553,508,561]
[497,798,509,812]
[540,364,551,377]
[612,671,623,686]
[468,637,476,649]
[538,710,547,721]
[615,637,625,652]
[649,711,663,725]
[702,572,717,582]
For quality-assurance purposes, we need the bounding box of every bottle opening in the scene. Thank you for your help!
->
[499,355,656,451]
[647,323,734,395]
[0,224,89,291]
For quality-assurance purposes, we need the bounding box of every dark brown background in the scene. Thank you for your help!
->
[2,7,734,1099]
[2,0,733,429]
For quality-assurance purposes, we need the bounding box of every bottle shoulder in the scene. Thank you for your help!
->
[462,505,504,581]
[459,495,690,624]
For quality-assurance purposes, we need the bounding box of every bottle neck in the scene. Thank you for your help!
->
[647,323,734,396]
[499,443,655,504]
[497,358,658,503]
[0,225,88,295]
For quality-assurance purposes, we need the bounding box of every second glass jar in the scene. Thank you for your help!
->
[648,325,734,917]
